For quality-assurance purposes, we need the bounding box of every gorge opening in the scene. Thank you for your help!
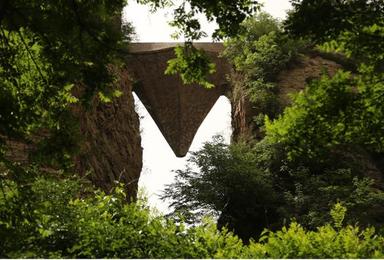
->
[134,94,232,212]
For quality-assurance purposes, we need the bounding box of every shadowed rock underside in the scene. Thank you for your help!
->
[127,43,230,157]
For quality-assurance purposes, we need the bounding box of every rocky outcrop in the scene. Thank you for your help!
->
[276,53,343,107]
[4,68,142,200]
[230,76,257,142]
[73,68,142,199]
[230,52,384,185]
[3,44,366,199]
[231,53,343,141]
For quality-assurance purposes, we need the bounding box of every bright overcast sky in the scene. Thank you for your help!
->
[123,0,292,213]
[123,0,292,42]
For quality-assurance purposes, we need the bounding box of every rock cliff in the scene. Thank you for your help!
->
[4,68,143,199]
[73,68,142,199]
[230,52,383,184]
[231,53,343,142]
[6,44,379,199]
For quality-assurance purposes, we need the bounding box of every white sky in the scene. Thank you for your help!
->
[123,0,292,212]
[134,95,231,212]
[123,0,292,42]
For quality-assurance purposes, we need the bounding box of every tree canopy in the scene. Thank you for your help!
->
[0,0,258,171]
[286,0,384,69]
[162,0,384,242]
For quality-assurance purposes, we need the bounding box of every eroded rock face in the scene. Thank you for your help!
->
[74,69,142,199]
[3,46,363,199]
[231,83,256,142]
[3,68,143,199]
[276,54,343,107]
[230,53,384,182]
[231,54,343,141]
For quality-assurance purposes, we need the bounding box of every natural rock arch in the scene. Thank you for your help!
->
[126,43,231,157]
[78,44,347,197]
[4,43,351,199]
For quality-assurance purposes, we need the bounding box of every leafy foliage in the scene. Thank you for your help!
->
[164,0,260,41]
[0,28,76,138]
[265,67,384,160]
[249,203,383,259]
[223,13,305,133]
[162,136,282,241]
[1,170,383,258]
[0,0,135,172]
[246,221,384,259]
[1,0,132,99]
[145,0,259,89]
[0,167,81,258]
[165,44,216,88]
[286,0,384,69]
[266,70,355,160]
[0,171,244,258]
[163,136,384,241]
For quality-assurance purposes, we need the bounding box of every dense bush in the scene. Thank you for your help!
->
[162,136,283,241]
[223,13,306,131]
[245,204,384,258]
[0,169,246,258]
[162,136,384,240]
[266,68,384,160]
[1,172,383,258]
[247,221,384,258]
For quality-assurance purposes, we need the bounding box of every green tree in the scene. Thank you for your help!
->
[222,13,305,137]
[162,0,260,87]
[286,0,384,69]
[3,167,382,258]
[162,136,384,241]
[162,136,283,241]
[0,0,259,182]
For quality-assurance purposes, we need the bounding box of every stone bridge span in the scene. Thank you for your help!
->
[126,43,231,157]
[78,43,344,196]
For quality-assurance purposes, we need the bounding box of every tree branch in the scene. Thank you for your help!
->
[16,29,47,83]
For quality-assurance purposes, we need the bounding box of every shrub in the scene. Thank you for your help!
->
[245,222,384,258]
[1,171,383,258]
[0,171,245,258]
[161,136,283,241]
[223,13,306,132]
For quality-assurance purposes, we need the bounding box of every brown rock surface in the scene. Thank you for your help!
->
[277,54,342,107]
[73,69,142,198]
[230,72,256,142]
[231,54,343,141]
[3,69,143,199]
[127,43,230,157]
